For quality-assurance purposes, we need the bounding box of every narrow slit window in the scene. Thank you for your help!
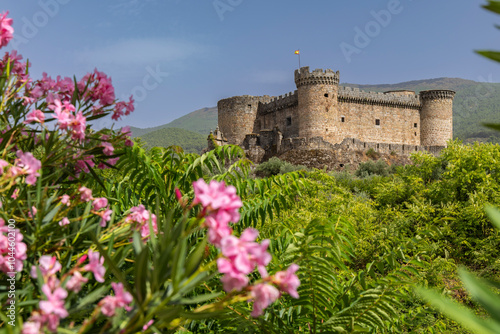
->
[341,116,345,123]
[286,117,292,126]
[414,123,418,128]
[375,119,380,126]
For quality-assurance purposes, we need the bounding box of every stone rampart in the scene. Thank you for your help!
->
[259,90,298,115]
[338,86,421,109]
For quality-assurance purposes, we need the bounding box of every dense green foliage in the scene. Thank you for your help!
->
[255,157,309,177]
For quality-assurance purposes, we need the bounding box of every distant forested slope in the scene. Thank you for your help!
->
[139,127,207,153]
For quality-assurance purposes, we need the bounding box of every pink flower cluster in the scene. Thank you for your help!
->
[0,151,42,186]
[49,99,87,141]
[25,249,119,332]
[193,179,242,247]
[99,282,133,316]
[125,205,158,239]
[0,51,30,88]
[0,218,27,273]
[191,179,300,317]
[73,187,113,227]
[0,11,13,49]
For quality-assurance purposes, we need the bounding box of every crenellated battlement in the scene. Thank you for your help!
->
[338,86,421,109]
[294,66,339,87]
[420,90,456,100]
[259,90,298,114]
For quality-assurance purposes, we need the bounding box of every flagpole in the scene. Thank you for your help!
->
[298,53,301,69]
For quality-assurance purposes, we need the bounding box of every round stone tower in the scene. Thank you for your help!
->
[294,67,340,144]
[217,95,272,146]
[419,90,455,147]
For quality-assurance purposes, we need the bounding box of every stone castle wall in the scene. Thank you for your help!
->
[217,95,272,146]
[215,66,455,165]
[420,90,455,146]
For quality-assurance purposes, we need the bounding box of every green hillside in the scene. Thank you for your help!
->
[139,127,207,153]
[130,107,217,138]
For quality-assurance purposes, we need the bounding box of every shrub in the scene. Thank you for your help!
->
[366,148,381,159]
[355,159,391,178]
[255,157,308,177]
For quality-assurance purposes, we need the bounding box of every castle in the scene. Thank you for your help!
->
[210,66,455,168]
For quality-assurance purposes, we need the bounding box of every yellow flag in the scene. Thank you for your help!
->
[295,50,300,55]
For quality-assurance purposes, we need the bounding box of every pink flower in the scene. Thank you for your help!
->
[99,209,113,227]
[92,197,108,211]
[175,188,183,202]
[99,282,133,317]
[143,320,154,330]
[0,220,27,273]
[250,283,280,317]
[28,206,37,219]
[0,159,8,174]
[65,271,88,293]
[217,258,249,292]
[16,150,42,185]
[0,12,14,49]
[126,205,158,239]
[11,188,19,199]
[75,155,95,174]
[30,256,61,278]
[83,249,106,283]
[58,217,70,226]
[101,142,114,156]
[68,111,86,141]
[78,186,92,202]
[39,284,69,318]
[193,180,242,223]
[21,321,42,334]
[220,229,271,275]
[43,314,60,332]
[50,100,71,130]
[106,157,119,166]
[205,216,232,248]
[61,194,70,206]
[24,110,45,124]
[273,264,300,298]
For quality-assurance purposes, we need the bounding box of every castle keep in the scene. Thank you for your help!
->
[212,67,455,167]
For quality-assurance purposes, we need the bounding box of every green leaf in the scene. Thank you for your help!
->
[485,205,500,230]
[179,292,223,305]
[476,50,500,63]
[483,1,500,15]
[483,123,500,131]
[416,287,500,334]
[185,238,207,276]
[135,247,150,303]
[73,285,108,311]
[459,268,500,323]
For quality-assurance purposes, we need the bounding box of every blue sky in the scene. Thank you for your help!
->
[4,0,500,129]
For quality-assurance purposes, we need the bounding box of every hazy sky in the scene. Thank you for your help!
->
[4,0,500,128]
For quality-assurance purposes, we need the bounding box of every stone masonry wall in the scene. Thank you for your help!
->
[218,95,272,146]
[337,101,421,145]
[420,90,455,146]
